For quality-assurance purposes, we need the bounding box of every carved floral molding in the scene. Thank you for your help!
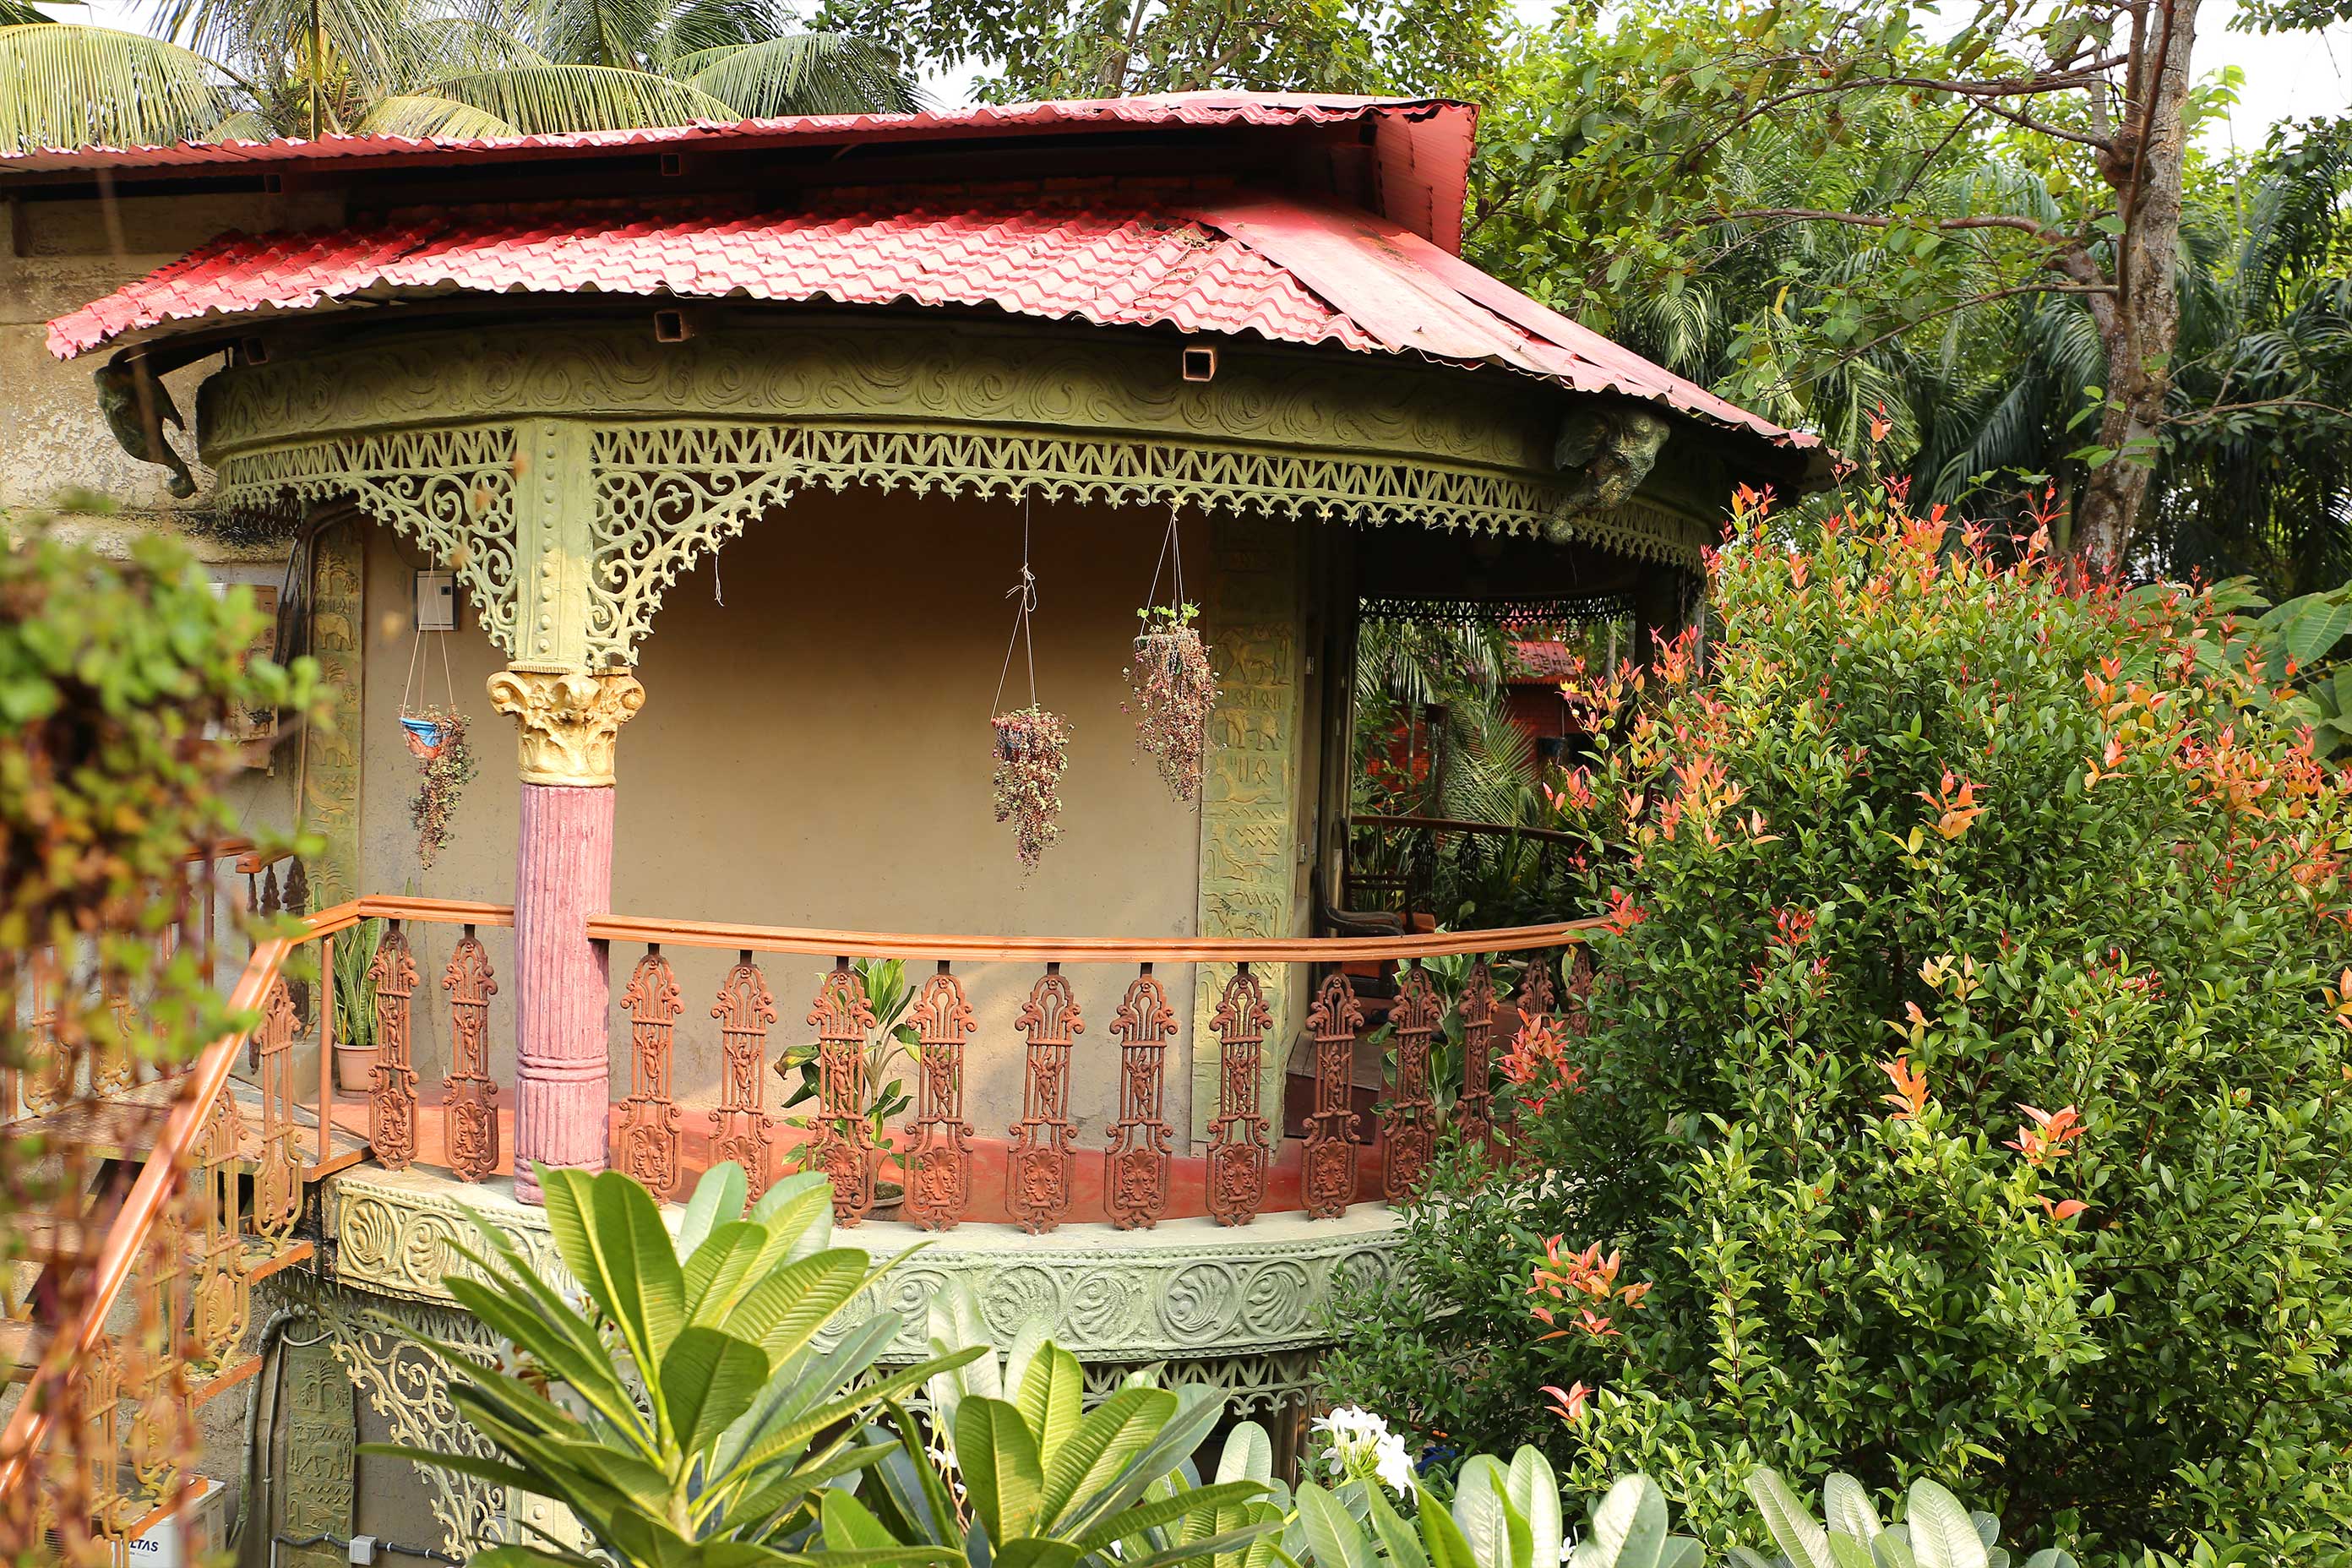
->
[326,1167,1402,1360]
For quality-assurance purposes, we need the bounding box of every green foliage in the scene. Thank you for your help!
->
[813,0,1509,101]
[777,956,916,1176]
[1466,5,2352,583]
[1734,1468,2075,1568]
[0,514,319,1102]
[830,1282,1281,1568]
[1325,486,2352,1561]
[0,0,920,151]
[363,1161,983,1566]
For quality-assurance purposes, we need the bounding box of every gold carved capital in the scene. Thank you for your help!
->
[485,667,645,787]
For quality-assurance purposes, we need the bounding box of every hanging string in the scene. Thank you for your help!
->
[992,498,1041,716]
[399,621,425,717]
[1143,500,1186,621]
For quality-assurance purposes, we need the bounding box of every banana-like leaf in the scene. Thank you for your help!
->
[960,1396,1048,1547]
[1901,1482,1984,1568]
[0,23,239,155]
[539,1166,687,1385]
[1420,1494,1478,1568]
[1747,1467,1832,1568]
[1016,1342,1086,1469]
[1577,1475,1667,1568]
[1216,1423,1273,1487]
[1038,1386,1173,1526]
[1505,1447,1563,1568]
[678,1158,749,1253]
[1366,1484,1433,1568]
[1079,1482,1269,1554]
[659,1324,770,1456]
[1453,1456,1520,1568]
[1296,1483,1375,1568]
[1821,1476,1880,1544]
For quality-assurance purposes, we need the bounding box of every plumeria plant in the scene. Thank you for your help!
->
[1326,476,2352,1559]
[1311,1406,1419,1500]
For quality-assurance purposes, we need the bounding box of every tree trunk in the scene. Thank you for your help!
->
[2076,0,2202,574]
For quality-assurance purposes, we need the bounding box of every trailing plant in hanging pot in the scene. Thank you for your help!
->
[992,705,1070,868]
[1124,600,1218,803]
[407,705,476,870]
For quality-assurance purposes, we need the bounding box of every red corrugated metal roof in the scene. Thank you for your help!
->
[0,90,1467,178]
[44,191,1821,455]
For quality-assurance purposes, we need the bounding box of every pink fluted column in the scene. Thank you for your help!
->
[512,781,615,1202]
[487,667,646,1206]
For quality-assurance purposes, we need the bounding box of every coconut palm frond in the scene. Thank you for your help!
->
[0,23,239,153]
[674,30,923,115]
[651,0,788,63]
[206,106,275,139]
[516,0,672,70]
[1439,684,1542,829]
[348,90,522,138]
[145,0,425,102]
[416,62,732,131]
[0,0,54,27]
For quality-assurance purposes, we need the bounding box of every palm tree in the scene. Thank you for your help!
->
[0,0,921,155]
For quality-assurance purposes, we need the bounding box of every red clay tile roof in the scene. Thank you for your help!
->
[48,200,1379,359]
[45,192,1821,456]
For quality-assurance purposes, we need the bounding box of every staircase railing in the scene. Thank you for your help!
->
[0,894,368,1558]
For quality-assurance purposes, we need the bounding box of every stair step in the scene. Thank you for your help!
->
[5,1215,313,1281]
[0,1320,268,1407]
[10,1078,372,1172]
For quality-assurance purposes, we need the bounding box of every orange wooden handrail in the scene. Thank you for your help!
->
[586,912,1600,961]
[355,895,514,928]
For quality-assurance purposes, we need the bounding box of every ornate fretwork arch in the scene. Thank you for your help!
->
[198,319,1712,667]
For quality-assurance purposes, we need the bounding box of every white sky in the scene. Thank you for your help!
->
[50,0,2352,147]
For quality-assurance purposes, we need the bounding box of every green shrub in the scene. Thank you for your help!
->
[1324,486,2352,1562]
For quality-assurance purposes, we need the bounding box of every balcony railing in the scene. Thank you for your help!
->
[343,905,1596,1231]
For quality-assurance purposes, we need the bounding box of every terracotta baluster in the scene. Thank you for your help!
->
[253,976,304,1234]
[189,1094,248,1369]
[1302,971,1365,1219]
[1456,961,1498,1152]
[441,928,501,1184]
[1383,961,1439,1200]
[615,947,684,1199]
[22,947,64,1116]
[367,923,419,1171]
[1205,964,1272,1227]
[487,666,645,1204]
[903,962,976,1231]
[1105,966,1179,1230]
[709,952,777,1206]
[807,961,879,1226]
[1007,965,1082,1234]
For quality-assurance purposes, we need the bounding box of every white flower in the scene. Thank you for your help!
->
[1311,1406,1416,1500]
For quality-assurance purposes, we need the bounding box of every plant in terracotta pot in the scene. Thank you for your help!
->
[992,705,1070,868]
[331,916,384,1092]
[406,705,475,870]
[1124,600,1218,803]
[777,956,918,1213]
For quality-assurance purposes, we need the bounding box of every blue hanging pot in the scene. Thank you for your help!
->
[400,715,448,760]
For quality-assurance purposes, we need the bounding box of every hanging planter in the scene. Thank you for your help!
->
[408,706,476,870]
[1124,601,1217,803]
[992,706,1070,869]
[400,714,450,760]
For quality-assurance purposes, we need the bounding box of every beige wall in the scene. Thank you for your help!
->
[2,191,340,517]
[357,488,1318,1150]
